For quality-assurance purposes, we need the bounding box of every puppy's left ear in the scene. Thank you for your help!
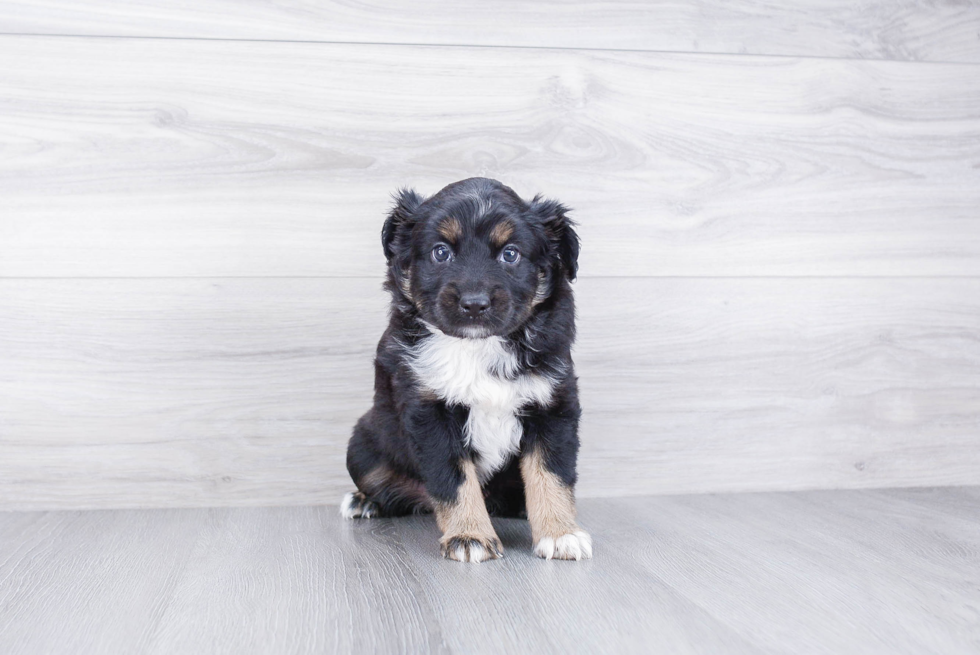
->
[529,196,580,281]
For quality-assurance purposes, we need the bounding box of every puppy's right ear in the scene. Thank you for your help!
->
[382,188,424,264]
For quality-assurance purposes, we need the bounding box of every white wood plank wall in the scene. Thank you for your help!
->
[1,2,978,509]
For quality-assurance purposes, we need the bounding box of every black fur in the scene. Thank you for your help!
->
[345,178,581,518]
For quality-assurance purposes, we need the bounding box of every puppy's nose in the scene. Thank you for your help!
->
[459,292,490,317]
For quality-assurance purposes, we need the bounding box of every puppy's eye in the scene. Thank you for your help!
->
[431,244,453,263]
[499,245,520,264]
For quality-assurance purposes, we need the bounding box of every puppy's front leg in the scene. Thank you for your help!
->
[408,401,502,563]
[433,459,503,563]
[520,445,593,561]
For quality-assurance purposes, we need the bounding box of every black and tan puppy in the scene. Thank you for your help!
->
[341,177,591,563]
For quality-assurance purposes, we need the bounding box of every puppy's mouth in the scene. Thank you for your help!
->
[452,324,494,339]
[420,319,498,341]
[439,312,512,339]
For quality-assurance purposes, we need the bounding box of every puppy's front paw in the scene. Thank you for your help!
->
[440,535,504,563]
[534,530,593,561]
[339,491,379,519]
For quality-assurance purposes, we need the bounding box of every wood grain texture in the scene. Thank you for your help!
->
[2,489,979,654]
[2,36,979,278]
[1,1,979,63]
[3,277,978,510]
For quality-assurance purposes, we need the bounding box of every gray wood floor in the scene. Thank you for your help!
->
[1,487,978,655]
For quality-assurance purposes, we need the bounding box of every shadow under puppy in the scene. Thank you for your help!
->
[342,177,591,563]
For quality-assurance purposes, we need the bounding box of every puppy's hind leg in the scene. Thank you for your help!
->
[339,489,381,519]
[343,416,433,518]
[342,417,382,518]
[346,465,433,518]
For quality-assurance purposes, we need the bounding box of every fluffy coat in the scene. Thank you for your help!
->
[342,178,590,562]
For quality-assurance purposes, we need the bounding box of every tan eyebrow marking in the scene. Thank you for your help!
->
[437,217,463,243]
[489,220,514,248]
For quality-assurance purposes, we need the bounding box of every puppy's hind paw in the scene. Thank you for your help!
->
[534,530,593,561]
[340,491,380,519]
[441,535,504,564]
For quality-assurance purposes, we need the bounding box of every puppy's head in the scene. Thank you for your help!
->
[382,178,578,339]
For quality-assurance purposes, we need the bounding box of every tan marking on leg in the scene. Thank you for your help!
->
[360,465,391,491]
[356,465,432,515]
[489,220,514,248]
[437,216,463,243]
[520,447,593,560]
[434,459,503,563]
[520,448,577,539]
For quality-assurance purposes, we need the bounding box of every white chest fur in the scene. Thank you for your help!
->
[407,327,556,481]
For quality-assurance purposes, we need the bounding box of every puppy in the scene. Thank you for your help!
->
[341,177,591,563]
